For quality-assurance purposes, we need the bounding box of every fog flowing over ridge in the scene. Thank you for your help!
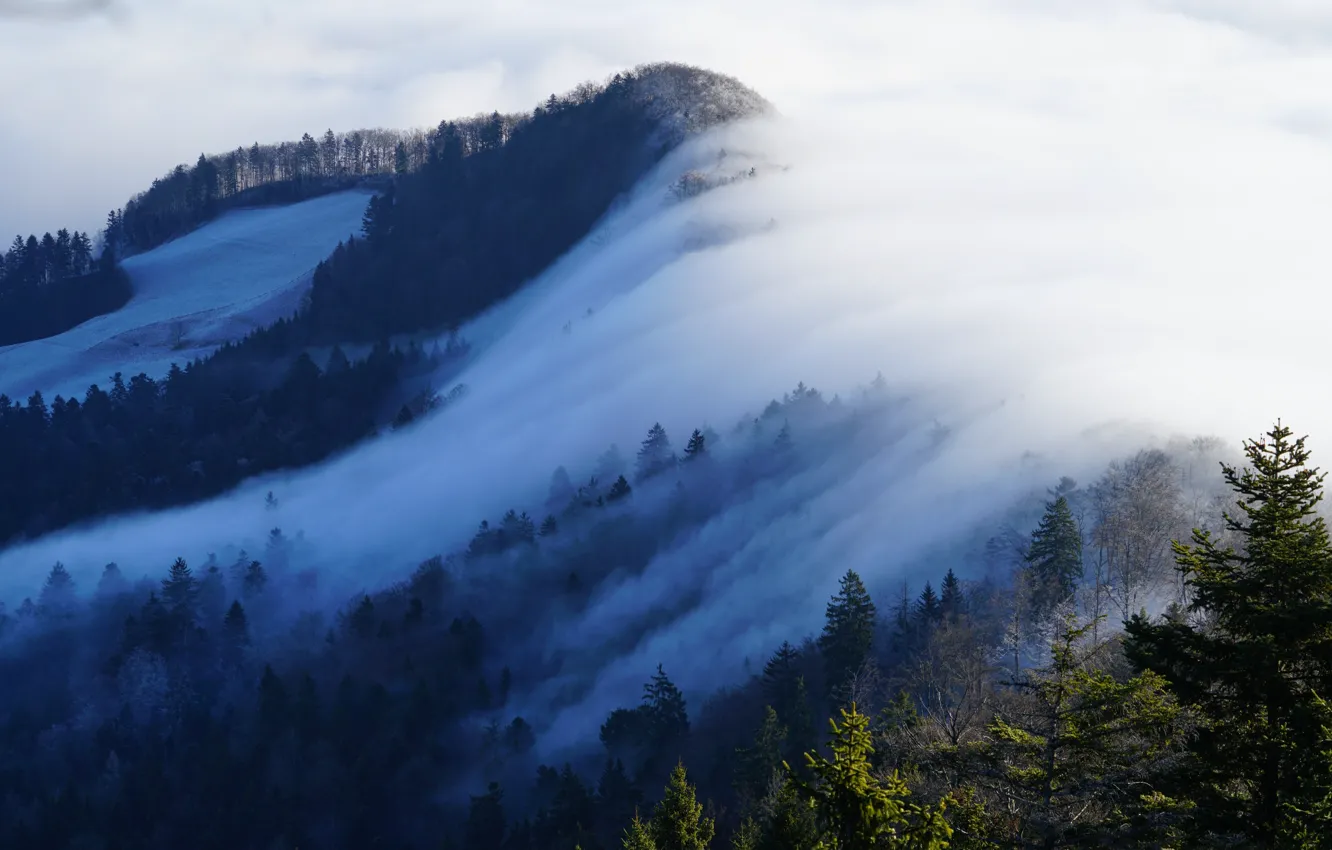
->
[6,0,1332,754]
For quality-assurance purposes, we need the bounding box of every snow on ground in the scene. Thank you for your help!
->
[0,190,374,401]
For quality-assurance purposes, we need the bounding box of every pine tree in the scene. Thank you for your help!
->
[608,475,633,502]
[161,557,197,616]
[819,570,877,704]
[915,582,941,627]
[762,779,821,850]
[939,569,964,622]
[643,664,689,747]
[955,615,1186,847]
[1126,422,1332,843]
[648,763,715,850]
[730,817,761,850]
[242,560,267,598]
[97,562,126,597]
[740,709,787,798]
[623,814,657,850]
[637,423,676,482]
[762,642,802,717]
[792,704,952,849]
[39,562,77,618]
[1025,495,1083,622]
[684,429,707,461]
[222,600,250,665]
[599,758,644,842]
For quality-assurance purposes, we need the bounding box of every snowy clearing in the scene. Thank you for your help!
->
[0,189,373,401]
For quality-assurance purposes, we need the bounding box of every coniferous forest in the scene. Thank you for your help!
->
[6,61,1332,850]
[0,228,130,346]
[4,360,1332,848]
[0,64,759,544]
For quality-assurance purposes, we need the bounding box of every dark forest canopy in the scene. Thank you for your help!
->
[0,63,763,548]
[104,62,766,266]
[0,405,1327,848]
[107,128,424,255]
[0,333,463,546]
[0,228,130,346]
[305,63,767,343]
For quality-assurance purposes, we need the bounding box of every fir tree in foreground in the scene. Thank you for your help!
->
[946,615,1187,847]
[791,703,953,849]
[1127,421,1332,845]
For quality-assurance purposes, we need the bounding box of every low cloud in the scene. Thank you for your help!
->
[3,0,1332,754]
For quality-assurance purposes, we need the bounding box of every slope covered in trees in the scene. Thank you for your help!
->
[305,63,767,342]
[108,128,417,255]
[0,64,765,544]
[0,335,453,545]
[0,228,130,346]
[2,348,1325,848]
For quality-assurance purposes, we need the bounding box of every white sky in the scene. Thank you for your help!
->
[5,0,1332,239]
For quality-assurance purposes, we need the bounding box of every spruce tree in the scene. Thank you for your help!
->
[222,600,250,665]
[608,475,633,502]
[637,423,676,482]
[735,706,787,803]
[819,570,877,704]
[598,759,644,843]
[684,429,707,461]
[915,582,941,627]
[643,664,689,747]
[730,818,760,850]
[97,562,126,597]
[648,762,715,850]
[957,616,1186,847]
[242,560,268,598]
[762,641,803,726]
[791,704,952,849]
[939,569,964,622]
[39,562,76,617]
[761,778,820,850]
[1126,422,1332,844]
[161,557,197,617]
[623,814,657,850]
[1025,495,1083,622]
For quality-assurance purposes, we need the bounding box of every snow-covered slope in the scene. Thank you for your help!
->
[0,190,373,400]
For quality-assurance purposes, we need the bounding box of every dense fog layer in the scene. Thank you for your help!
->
[5,0,1332,753]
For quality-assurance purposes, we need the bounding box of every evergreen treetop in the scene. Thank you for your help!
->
[1126,421,1332,843]
[1025,495,1083,622]
[819,569,877,703]
[648,762,715,850]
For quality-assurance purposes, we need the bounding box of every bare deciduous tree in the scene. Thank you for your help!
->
[1089,449,1186,619]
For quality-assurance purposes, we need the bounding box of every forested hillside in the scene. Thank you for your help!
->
[0,366,1327,847]
[0,228,130,346]
[305,63,766,342]
[0,63,765,545]
[105,127,416,256]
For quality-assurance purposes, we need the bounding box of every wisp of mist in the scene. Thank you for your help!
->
[5,0,1332,753]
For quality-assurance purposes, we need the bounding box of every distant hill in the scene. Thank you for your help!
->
[305,62,769,343]
[0,63,767,546]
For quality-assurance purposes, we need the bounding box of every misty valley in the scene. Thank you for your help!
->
[2,15,1332,850]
